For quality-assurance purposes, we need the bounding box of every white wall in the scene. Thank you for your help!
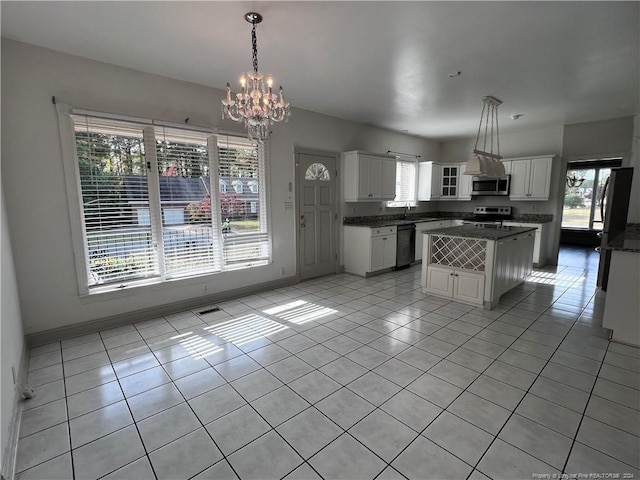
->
[1,39,440,334]
[626,115,640,223]
[1,187,25,476]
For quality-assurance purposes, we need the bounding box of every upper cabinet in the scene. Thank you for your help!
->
[456,163,473,200]
[418,162,471,201]
[344,151,396,202]
[440,165,459,198]
[508,155,555,201]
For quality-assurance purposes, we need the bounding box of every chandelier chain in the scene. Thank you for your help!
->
[251,22,259,73]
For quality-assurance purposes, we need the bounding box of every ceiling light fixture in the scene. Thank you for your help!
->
[464,96,506,177]
[566,173,585,188]
[221,12,291,144]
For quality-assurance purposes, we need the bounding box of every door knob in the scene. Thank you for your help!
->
[300,215,305,228]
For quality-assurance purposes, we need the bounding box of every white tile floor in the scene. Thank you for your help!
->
[15,251,640,480]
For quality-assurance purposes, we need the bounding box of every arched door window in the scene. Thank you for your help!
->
[305,163,330,181]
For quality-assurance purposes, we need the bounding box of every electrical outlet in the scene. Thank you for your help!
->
[202,284,208,292]
[531,206,539,212]
[280,268,285,276]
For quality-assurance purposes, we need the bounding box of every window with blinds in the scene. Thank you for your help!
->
[74,116,158,286]
[155,126,220,278]
[388,160,417,206]
[217,136,270,268]
[70,114,270,290]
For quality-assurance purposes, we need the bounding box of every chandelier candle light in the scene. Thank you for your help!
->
[464,96,506,177]
[221,12,291,143]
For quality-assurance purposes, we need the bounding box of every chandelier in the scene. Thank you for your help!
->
[566,173,585,188]
[464,96,506,177]
[221,12,291,144]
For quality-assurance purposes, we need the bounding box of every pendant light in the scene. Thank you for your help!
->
[464,96,506,177]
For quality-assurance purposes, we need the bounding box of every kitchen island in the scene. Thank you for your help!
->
[421,225,536,309]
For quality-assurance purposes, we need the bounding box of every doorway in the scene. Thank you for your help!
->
[560,158,621,246]
[295,149,338,280]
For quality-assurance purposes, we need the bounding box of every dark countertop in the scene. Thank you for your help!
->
[422,224,538,240]
[605,224,640,253]
[344,217,443,228]
[343,212,553,227]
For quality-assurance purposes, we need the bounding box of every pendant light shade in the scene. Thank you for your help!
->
[464,155,483,175]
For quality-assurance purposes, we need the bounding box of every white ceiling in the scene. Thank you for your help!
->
[1,1,638,140]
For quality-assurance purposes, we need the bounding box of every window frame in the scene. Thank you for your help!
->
[57,104,272,297]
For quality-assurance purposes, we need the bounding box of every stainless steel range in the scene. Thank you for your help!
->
[462,206,513,226]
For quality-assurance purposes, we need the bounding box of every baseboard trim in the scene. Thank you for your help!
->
[1,343,28,480]
[26,274,301,347]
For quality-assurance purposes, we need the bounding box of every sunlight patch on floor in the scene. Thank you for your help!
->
[263,299,338,325]
[204,314,288,346]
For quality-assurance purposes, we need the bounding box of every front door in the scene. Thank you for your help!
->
[296,150,338,280]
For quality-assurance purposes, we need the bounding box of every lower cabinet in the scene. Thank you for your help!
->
[503,222,546,267]
[602,250,640,347]
[344,226,397,276]
[425,266,485,305]
[370,233,397,271]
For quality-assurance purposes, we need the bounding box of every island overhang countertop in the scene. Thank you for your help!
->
[422,224,538,240]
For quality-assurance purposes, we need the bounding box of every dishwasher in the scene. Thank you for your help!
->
[395,223,416,269]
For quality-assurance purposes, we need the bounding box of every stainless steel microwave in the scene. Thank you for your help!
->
[471,175,511,196]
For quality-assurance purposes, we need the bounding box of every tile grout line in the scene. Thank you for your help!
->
[17,261,638,480]
[560,340,613,476]
[134,319,246,480]
[99,328,160,480]
[466,273,611,479]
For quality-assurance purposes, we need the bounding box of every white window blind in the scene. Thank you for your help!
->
[73,115,158,286]
[394,161,417,203]
[154,126,221,278]
[217,136,270,268]
[70,114,270,290]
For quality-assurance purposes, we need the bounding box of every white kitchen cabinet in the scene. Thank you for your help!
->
[440,165,459,198]
[419,162,471,201]
[425,265,485,305]
[508,155,554,201]
[603,250,640,347]
[344,225,397,276]
[418,162,441,201]
[344,151,396,202]
[415,220,451,261]
[503,222,547,267]
[457,163,473,200]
